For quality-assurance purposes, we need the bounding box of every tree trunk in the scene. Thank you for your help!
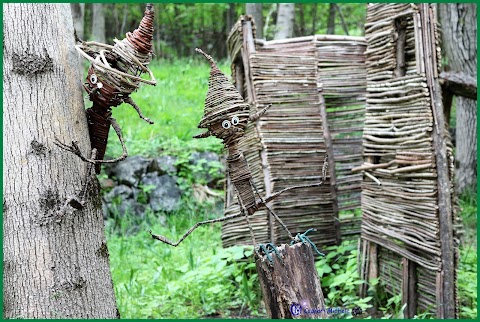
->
[226,3,236,36]
[120,3,128,36]
[327,3,336,34]
[311,3,318,35]
[92,3,106,43]
[439,3,477,193]
[255,243,326,319]
[298,4,305,36]
[70,3,85,39]
[246,3,263,39]
[3,3,118,318]
[274,3,295,40]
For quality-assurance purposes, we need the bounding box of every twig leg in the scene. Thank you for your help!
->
[248,178,294,241]
[54,116,128,165]
[124,96,154,124]
[150,212,243,247]
[264,204,294,240]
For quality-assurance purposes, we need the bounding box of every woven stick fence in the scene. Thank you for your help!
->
[222,16,367,248]
[356,3,460,318]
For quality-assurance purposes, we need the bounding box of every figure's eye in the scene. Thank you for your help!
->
[90,73,98,84]
[231,116,239,125]
[222,120,231,129]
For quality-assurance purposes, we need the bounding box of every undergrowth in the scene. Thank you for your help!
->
[106,199,263,318]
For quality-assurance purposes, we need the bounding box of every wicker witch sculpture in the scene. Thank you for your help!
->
[55,3,156,174]
[54,3,156,213]
[150,49,327,257]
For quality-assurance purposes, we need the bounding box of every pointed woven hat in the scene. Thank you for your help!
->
[195,48,249,129]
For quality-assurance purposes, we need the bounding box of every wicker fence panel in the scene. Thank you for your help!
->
[250,44,335,246]
[314,36,367,241]
[358,3,459,318]
[223,16,367,249]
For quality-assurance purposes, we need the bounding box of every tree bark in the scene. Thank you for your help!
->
[439,3,477,193]
[92,3,106,43]
[327,3,336,34]
[255,243,326,319]
[3,3,118,318]
[274,3,295,40]
[246,3,263,39]
[70,3,85,40]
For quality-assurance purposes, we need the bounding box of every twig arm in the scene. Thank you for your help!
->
[150,212,244,247]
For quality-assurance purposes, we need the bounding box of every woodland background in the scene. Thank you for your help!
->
[2,2,476,319]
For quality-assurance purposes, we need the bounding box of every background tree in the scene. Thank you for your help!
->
[77,3,365,60]
[3,3,118,318]
[274,3,295,39]
[439,4,477,193]
[70,3,85,39]
[92,3,106,43]
[246,3,263,39]
[327,3,336,34]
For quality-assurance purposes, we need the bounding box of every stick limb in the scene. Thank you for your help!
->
[248,104,272,122]
[124,97,154,124]
[54,117,128,165]
[150,212,244,247]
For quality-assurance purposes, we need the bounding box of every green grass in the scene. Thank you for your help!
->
[102,58,228,158]
[106,199,264,319]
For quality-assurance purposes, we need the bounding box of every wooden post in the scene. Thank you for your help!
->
[255,242,326,319]
[401,258,417,318]
[418,4,456,318]
[316,74,341,246]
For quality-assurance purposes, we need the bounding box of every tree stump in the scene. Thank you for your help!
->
[255,242,326,319]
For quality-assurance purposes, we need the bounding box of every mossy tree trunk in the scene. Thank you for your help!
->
[3,3,118,318]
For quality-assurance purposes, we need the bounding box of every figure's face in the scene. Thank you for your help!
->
[208,113,249,141]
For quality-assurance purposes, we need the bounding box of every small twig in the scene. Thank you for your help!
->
[54,116,128,165]
[149,212,243,247]
[365,171,382,185]
[124,96,154,124]
[248,104,272,122]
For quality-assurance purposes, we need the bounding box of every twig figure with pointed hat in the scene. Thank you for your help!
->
[55,3,157,174]
[53,4,156,216]
[150,49,328,254]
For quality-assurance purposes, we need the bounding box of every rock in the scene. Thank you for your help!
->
[188,151,224,185]
[99,178,116,189]
[109,155,152,186]
[140,173,181,212]
[109,199,147,218]
[104,185,133,203]
[102,184,147,218]
[147,155,177,175]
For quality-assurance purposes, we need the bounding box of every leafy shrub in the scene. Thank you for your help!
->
[315,240,372,318]
[458,245,477,319]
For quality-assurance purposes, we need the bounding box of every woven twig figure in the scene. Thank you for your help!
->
[55,3,156,173]
[150,48,328,249]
